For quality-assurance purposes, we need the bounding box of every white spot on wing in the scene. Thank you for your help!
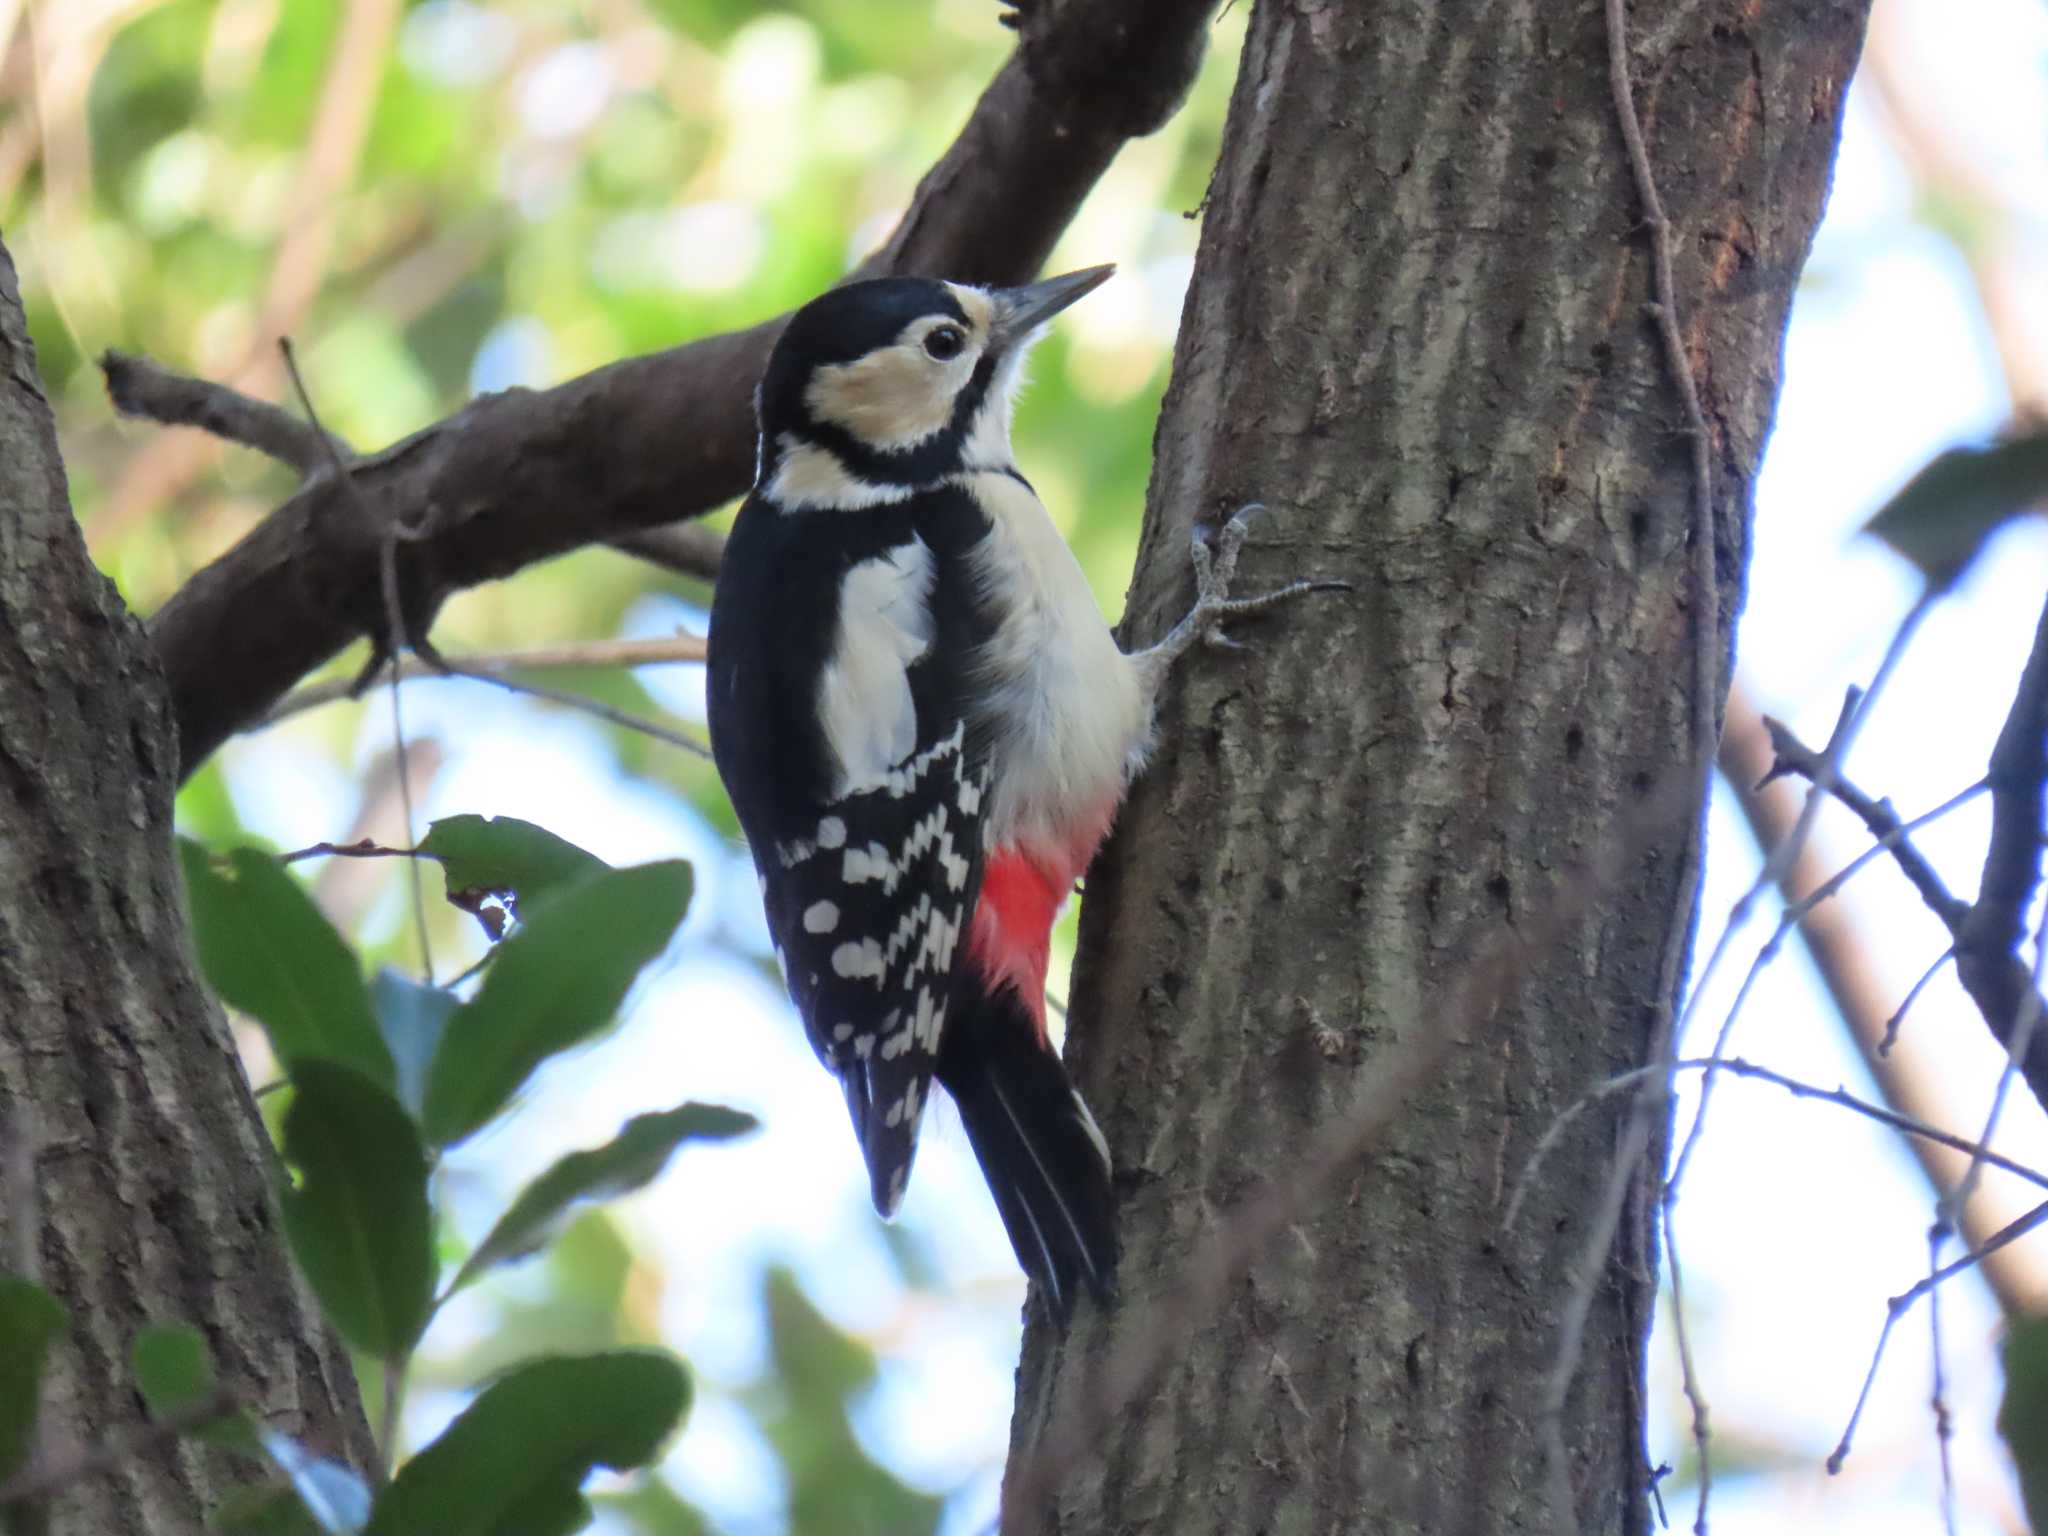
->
[803,900,839,933]
[817,816,847,848]
[820,539,936,796]
[831,938,884,980]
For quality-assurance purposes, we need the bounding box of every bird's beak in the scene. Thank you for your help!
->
[989,264,1115,349]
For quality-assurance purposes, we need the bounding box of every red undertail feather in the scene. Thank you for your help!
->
[942,840,1117,1316]
[966,847,1068,1038]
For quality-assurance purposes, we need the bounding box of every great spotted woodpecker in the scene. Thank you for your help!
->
[707,267,1322,1317]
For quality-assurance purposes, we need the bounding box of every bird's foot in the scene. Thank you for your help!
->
[1141,503,1348,671]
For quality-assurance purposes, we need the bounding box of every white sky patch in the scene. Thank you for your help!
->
[399,0,517,87]
[518,41,614,141]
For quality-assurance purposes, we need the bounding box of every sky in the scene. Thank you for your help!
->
[207,0,2048,1529]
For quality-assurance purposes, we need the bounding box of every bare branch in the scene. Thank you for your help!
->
[102,350,345,474]
[280,335,436,982]
[1765,652,2048,1115]
[270,634,708,723]
[1506,1054,2048,1239]
[1832,1197,2048,1473]
[1714,680,2047,1315]
[1760,714,1972,932]
[141,0,1219,780]
[1927,1224,1959,1536]
[1955,593,2048,1085]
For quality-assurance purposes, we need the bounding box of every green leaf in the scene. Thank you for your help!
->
[1862,429,2048,587]
[0,1278,66,1484]
[278,1061,436,1361]
[363,1353,690,1536]
[177,840,394,1091]
[132,1323,213,1415]
[254,1429,372,1534]
[418,816,610,933]
[2003,1315,2048,1533]
[369,970,458,1121]
[450,1104,756,1295]
[421,862,692,1148]
[132,1323,254,1454]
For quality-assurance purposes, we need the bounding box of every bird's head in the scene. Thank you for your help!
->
[754,266,1113,510]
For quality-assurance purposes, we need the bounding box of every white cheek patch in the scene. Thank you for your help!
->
[806,334,969,451]
[819,538,937,795]
[767,436,914,511]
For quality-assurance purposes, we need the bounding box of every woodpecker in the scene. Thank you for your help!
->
[707,266,1323,1317]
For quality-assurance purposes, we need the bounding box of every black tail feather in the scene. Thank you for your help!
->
[936,984,1117,1320]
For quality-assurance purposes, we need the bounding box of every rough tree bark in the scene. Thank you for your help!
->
[1007,1,1867,1532]
[0,246,373,1529]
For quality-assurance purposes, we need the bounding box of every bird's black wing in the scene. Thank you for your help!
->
[761,717,992,1215]
[709,487,996,1216]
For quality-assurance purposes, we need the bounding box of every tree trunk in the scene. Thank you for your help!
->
[1007,1,1867,1531]
[0,241,373,1532]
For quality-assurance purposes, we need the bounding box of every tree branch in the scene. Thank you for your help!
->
[1764,676,2048,1116]
[1759,715,1973,931]
[134,0,1217,780]
[102,350,346,475]
[1956,593,2048,1067]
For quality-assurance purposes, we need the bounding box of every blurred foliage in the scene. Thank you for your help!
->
[3,0,1249,1530]
[2005,1317,2048,1534]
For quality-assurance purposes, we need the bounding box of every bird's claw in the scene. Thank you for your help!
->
[1144,501,1338,671]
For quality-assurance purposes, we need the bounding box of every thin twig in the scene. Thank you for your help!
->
[1545,3,1734,1518]
[1881,947,1954,1056]
[1660,1202,1710,1532]
[1831,1195,2048,1472]
[267,634,707,723]
[433,661,713,760]
[279,837,420,866]
[1762,719,1977,933]
[1505,1053,2048,1234]
[279,338,436,984]
[1949,881,2048,1235]
[1927,1222,1959,1536]
[1676,618,1936,1181]
[0,1389,238,1506]
[1668,775,1986,1194]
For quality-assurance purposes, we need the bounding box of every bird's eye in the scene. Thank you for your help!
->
[923,325,966,361]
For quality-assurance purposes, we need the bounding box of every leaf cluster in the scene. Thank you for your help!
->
[4,817,748,1534]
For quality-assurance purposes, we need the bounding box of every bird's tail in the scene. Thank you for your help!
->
[935,982,1117,1320]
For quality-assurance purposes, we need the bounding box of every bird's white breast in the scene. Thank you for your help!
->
[959,470,1147,863]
